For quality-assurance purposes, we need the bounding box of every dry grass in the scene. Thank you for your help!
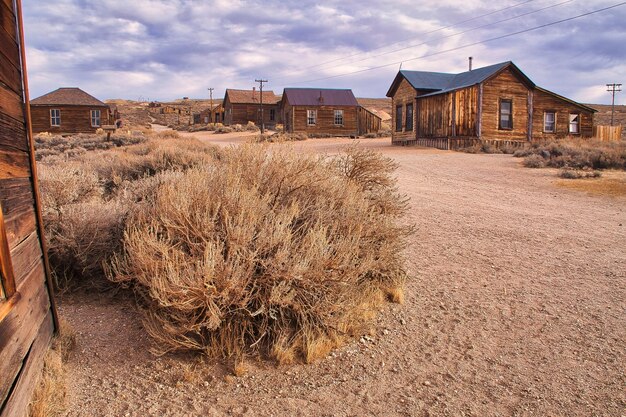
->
[556,175,626,197]
[107,145,412,363]
[28,319,76,417]
[34,131,150,160]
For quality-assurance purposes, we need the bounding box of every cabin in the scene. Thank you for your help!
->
[386,61,595,149]
[280,88,365,136]
[29,88,111,134]
[1,1,58,416]
[357,106,383,135]
[223,88,280,128]
[195,103,225,125]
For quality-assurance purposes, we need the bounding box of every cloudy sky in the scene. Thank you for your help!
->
[22,0,626,104]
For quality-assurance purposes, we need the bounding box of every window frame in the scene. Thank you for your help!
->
[395,105,403,132]
[269,108,276,122]
[405,103,414,131]
[90,109,101,127]
[50,109,60,127]
[334,109,344,126]
[568,113,580,134]
[0,201,16,320]
[307,109,317,126]
[498,99,513,130]
[543,111,556,133]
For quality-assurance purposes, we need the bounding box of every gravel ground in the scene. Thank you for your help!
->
[58,136,626,417]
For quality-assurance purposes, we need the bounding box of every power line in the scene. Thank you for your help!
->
[255,79,268,133]
[292,2,626,85]
[304,0,539,72]
[606,83,622,126]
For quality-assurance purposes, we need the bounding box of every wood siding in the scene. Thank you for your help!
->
[481,67,531,141]
[415,86,479,139]
[283,104,358,136]
[390,78,416,143]
[223,97,279,127]
[31,105,111,134]
[357,106,382,135]
[532,89,594,140]
[1,1,57,415]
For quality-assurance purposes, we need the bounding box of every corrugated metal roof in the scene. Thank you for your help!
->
[30,87,107,106]
[283,88,358,106]
[400,70,456,91]
[225,89,279,104]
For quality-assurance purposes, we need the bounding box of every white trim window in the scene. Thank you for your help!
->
[544,111,556,133]
[569,113,579,134]
[50,109,60,127]
[334,109,344,126]
[307,109,317,126]
[91,109,101,127]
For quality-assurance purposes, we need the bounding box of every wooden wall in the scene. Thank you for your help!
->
[284,104,358,136]
[357,106,382,135]
[224,98,278,127]
[0,0,57,415]
[532,89,594,140]
[31,105,111,134]
[390,78,416,143]
[481,67,531,141]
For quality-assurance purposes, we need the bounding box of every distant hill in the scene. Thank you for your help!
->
[586,103,626,139]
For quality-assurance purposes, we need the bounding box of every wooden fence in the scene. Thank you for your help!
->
[593,125,623,141]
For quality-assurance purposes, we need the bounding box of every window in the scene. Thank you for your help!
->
[91,110,101,127]
[544,111,556,133]
[395,105,403,132]
[270,109,276,122]
[50,109,60,126]
[307,110,317,126]
[334,109,344,126]
[569,113,579,134]
[406,104,414,131]
[499,99,513,130]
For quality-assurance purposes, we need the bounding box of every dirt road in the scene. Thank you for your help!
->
[59,136,626,416]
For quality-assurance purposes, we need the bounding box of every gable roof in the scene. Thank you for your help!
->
[30,87,107,106]
[386,62,535,98]
[225,89,279,104]
[282,88,358,106]
[535,86,597,113]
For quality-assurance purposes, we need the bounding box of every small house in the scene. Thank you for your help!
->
[196,103,225,124]
[1,2,58,415]
[223,88,280,127]
[29,88,111,134]
[386,61,595,149]
[280,88,366,136]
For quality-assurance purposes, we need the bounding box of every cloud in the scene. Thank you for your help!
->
[21,0,626,105]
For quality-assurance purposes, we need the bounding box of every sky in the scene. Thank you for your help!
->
[21,0,626,104]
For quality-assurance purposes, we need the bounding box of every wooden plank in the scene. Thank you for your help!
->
[0,178,33,217]
[0,25,19,70]
[0,1,16,41]
[0,112,28,152]
[4,205,36,250]
[0,149,29,179]
[0,84,24,122]
[0,311,53,417]
[0,262,49,408]
[10,232,42,288]
[0,49,21,96]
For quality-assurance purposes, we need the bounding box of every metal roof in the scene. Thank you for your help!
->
[282,88,358,106]
[30,87,108,106]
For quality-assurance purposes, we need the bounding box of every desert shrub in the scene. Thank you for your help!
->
[34,131,149,160]
[157,130,180,139]
[108,145,411,363]
[252,132,307,143]
[515,139,626,170]
[558,168,602,179]
[245,121,260,132]
[215,126,233,134]
[523,154,546,168]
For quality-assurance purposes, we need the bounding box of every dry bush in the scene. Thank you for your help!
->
[156,130,180,139]
[252,132,307,143]
[34,132,149,160]
[515,139,626,170]
[215,126,233,134]
[523,154,546,168]
[108,145,411,363]
[558,168,602,179]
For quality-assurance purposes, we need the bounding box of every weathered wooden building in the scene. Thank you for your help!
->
[195,103,225,124]
[386,61,595,149]
[1,1,58,415]
[280,88,370,136]
[223,88,280,127]
[357,106,383,135]
[29,88,111,134]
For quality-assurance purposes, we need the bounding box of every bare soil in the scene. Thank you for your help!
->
[57,135,626,417]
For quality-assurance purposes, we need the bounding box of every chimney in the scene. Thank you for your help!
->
[318,90,324,104]
[252,87,256,101]
[469,57,473,71]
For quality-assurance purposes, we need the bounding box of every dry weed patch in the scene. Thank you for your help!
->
[515,139,626,171]
[107,145,411,363]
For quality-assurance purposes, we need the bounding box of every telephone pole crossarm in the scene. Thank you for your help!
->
[606,83,622,126]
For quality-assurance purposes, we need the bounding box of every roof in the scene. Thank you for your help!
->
[282,88,358,106]
[30,87,108,106]
[386,62,535,98]
[535,86,597,113]
[225,89,279,104]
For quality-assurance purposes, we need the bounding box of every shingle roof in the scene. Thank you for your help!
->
[225,89,279,104]
[30,87,107,106]
[283,88,358,106]
[387,62,535,98]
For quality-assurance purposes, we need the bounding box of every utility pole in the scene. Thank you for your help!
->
[606,83,622,126]
[255,79,268,133]
[207,87,214,125]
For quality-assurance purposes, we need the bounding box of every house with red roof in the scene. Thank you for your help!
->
[29,87,111,134]
[223,88,280,128]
